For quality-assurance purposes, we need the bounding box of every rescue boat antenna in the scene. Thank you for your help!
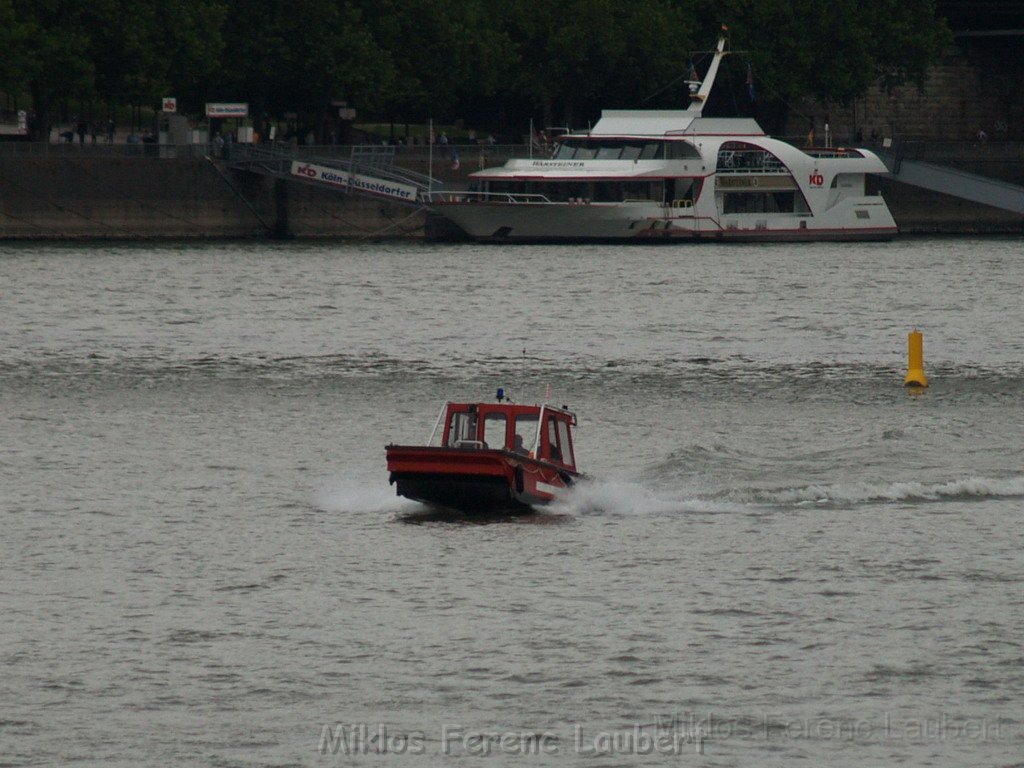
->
[534,404,547,457]
[688,36,728,115]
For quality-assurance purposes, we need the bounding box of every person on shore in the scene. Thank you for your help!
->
[76,119,88,144]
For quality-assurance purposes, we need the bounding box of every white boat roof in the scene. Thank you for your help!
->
[588,111,764,138]
[473,159,690,179]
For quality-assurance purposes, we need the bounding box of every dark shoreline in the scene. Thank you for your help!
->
[0,155,1020,241]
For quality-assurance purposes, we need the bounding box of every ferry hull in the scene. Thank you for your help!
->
[432,201,896,243]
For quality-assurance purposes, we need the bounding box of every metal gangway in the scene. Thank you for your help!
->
[879,143,1024,214]
[225,143,436,207]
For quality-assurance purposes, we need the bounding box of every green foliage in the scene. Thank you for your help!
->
[219,0,391,119]
[359,0,513,120]
[8,0,93,103]
[694,0,951,104]
[496,0,693,125]
[0,0,952,133]
[0,0,23,88]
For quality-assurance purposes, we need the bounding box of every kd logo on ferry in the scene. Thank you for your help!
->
[809,173,825,187]
[295,164,317,178]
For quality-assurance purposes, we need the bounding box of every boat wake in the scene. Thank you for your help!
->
[723,474,1024,507]
[313,473,1024,521]
[551,478,749,517]
[554,473,1024,516]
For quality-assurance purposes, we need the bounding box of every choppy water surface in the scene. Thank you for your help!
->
[1,239,1022,767]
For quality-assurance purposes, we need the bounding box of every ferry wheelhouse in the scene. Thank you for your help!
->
[386,393,581,513]
[430,38,897,242]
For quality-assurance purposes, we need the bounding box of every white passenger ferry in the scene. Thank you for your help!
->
[430,38,897,242]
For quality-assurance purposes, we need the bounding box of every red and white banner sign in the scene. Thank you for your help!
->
[289,161,418,202]
[205,102,249,118]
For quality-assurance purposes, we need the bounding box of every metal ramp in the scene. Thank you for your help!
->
[226,144,435,207]
[880,150,1024,214]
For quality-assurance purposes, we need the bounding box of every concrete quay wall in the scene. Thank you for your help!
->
[0,156,422,240]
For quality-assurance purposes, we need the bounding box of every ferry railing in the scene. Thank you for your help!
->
[427,190,551,204]
[716,162,789,173]
[0,141,214,158]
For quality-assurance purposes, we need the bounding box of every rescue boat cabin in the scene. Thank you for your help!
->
[432,400,577,470]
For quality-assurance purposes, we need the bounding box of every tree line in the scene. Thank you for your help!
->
[0,0,951,141]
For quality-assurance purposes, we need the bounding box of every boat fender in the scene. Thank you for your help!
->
[514,466,524,494]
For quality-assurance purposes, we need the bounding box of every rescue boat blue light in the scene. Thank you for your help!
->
[496,388,505,402]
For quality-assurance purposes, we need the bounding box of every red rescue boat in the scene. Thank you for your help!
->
[386,390,582,513]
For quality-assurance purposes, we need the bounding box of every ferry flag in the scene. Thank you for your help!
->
[746,62,755,101]
[451,147,460,170]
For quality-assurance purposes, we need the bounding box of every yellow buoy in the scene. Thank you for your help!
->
[904,329,928,387]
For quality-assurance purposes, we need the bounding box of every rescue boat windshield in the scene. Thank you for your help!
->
[514,414,538,454]
[482,413,507,450]
[447,410,479,448]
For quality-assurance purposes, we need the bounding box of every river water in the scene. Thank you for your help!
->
[1,238,1022,767]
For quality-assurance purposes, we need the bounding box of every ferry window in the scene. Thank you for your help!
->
[449,412,478,446]
[620,145,641,160]
[557,420,574,466]
[594,182,617,202]
[722,191,796,214]
[774,192,795,212]
[575,146,597,160]
[483,414,506,449]
[622,182,646,200]
[718,141,783,171]
[596,146,622,159]
[554,144,575,159]
[514,415,538,454]
[675,178,703,202]
[666,142,699,159]
[639,143,661,160]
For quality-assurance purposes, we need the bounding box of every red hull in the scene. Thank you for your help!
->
[386,445,578,513]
